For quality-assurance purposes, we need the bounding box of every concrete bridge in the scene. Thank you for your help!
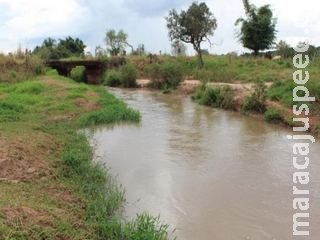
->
[47,60,106,84]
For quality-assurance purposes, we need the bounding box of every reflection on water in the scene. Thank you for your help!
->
[91,88,320,240]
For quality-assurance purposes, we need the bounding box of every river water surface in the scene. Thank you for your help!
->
[91,88,320,240]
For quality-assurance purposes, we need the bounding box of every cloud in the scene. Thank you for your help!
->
[0,0,90,52]
[0,0,320,54]
[123,0,193,17]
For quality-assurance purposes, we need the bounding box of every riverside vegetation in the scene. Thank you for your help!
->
[97,54,320,136]
[0,54,171,239]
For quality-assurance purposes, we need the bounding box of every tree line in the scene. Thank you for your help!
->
[31,1,319,68]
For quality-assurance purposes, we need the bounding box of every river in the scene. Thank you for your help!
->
[91,88,320,240]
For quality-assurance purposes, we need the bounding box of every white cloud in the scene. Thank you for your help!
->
[0,0,90,52]
[0,0,320,54]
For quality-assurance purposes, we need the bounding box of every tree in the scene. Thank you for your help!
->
[58,37,86,57]
[105,29,129,56]
[33,37,86,60]
[166,2,217,68]
[95,45,106,57]
[171,40,187,56]
[276,40,294,58]
[235,0,277,56]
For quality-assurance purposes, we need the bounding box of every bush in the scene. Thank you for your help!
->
[120,64,137,88]
[264,108,283,122]
[242,82,267,113]
[192,85,236,110]
[147,62,183,90]
[70,66,86,83]
[160,62,183,89]
[103,70,122,87]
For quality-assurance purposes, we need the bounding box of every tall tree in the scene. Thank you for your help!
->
[235,0,277,56]
[105,29,129,56]
[166,2,217,68]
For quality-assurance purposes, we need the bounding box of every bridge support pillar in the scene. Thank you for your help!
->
[85,68,103,85]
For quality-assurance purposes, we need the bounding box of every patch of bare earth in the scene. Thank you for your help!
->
[2,206,51,228]
[0,135,51,182]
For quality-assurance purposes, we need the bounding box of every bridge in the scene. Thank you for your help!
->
[47,60,106,84]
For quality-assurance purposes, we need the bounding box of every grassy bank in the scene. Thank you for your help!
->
[192,82,320,136]
[128,55,320,84]
[0,71,171,239]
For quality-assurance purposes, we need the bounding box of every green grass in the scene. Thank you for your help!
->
[130,55,315,83]
[268,79,320,110]
[264,108,284,123]
[0,74,170,239]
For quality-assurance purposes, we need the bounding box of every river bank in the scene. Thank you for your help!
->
[0,72,170,239]
[136,79,320,137]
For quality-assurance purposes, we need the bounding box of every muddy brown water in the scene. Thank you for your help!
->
[90,88,320,240]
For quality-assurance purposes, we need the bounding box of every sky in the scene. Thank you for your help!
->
[0,0,319,55]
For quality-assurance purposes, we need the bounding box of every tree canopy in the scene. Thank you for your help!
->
[166,2,217,68]
[235,0,277,55]
[33,37,86,60]
[105,29,129,56]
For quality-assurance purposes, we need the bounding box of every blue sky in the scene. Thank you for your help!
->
[0,0,319,55]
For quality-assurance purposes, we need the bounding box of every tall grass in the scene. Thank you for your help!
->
[0,53,45,82]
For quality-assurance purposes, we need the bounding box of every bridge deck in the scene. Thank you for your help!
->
[47,60,104,68]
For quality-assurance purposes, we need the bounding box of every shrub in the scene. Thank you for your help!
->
[264,108,283,122]
[120,64,137,88]
[160,62,183,89]
[147,62,183,90]
[104,70,122,87]
[192,85,236,110]
[70,66,86,83]
[197,86,223,107]
[242,82,267,113]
